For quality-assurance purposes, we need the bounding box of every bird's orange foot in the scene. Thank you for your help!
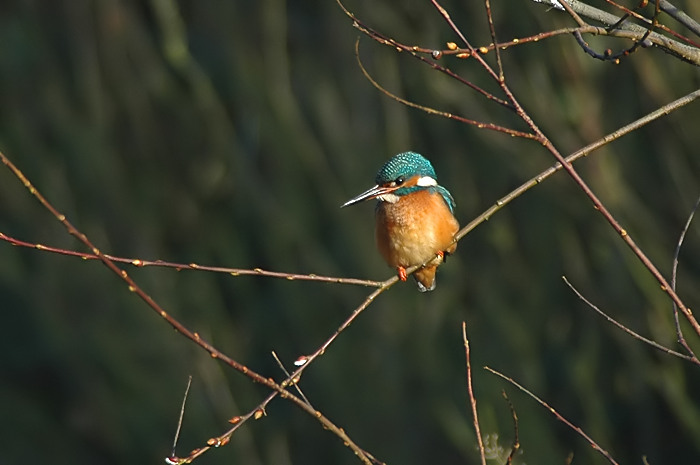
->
[397,266,407,282]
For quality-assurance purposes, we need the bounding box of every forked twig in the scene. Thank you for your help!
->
[531,0,700,64]
[651,0,700,38]
[0,149,378,465]
[453,88,700,244]
[353,40,534,140]
[341,0,514,110]
[485,367,620,465]
[430,0,700,338]
[671,194,700,362]
[272,351,312,407]
[562,276,698,365]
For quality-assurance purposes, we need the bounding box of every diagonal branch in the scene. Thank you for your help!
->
[354,39,535,140]
[486,366,621,465]
[651,0,700,39]
[562,276,699,365]
[0,149,378,465]
[454,88,700,243]
[426,0,700,337]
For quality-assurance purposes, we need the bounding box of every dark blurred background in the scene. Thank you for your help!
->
[1,1,699,464]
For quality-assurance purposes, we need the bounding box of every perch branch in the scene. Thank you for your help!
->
[0,149,377,465]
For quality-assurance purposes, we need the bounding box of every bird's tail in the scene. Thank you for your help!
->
[414,266,437,292]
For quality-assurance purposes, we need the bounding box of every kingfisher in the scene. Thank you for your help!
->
[342,151,459,292]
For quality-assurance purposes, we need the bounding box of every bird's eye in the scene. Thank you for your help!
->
[395,176,405,185]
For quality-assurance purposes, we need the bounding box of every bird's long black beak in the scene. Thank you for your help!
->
[341,184,396,208]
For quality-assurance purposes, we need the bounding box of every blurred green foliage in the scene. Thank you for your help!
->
[1,1,699,464]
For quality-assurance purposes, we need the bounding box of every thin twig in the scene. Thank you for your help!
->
[0,232,381,288]
[354,39,534,140]
[501,390,520,465]
[604,0,700,48]
[272,351,312,407]
[451,80,700,245]
[671,194,700,362]
[559,0,587,26]
[463,3,700,338]
[483,0,504,81]
[531,0,700,64]
[430,0,501,81]
[339,1,515,109]
[0,149,378,465]
[518,114,700,338]
[462,322,486,465]
[430,0,700,351]
[651,0,700,39]
[562,276,698,365]
[485,366,620,465]
[169,375,192,461]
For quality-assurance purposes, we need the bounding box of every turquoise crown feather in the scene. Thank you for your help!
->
[375,152,456,213]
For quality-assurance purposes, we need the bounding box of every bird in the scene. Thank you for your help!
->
[342,151,459,292]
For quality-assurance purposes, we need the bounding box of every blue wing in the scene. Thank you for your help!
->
[435,185,456,214]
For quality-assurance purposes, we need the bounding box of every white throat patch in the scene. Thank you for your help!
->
[377,193,400,203]
[416,176,437,187]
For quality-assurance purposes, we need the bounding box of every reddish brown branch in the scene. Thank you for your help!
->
[520,118,700,338]
[428,0,700,338]
[483,0,504,81]
[0,231,381,288]
[353,40,534,140]
[337,0,514,109]
[0,149,377,465]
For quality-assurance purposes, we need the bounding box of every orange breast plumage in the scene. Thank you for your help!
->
[375,189,459,291]
[342,151,459,292]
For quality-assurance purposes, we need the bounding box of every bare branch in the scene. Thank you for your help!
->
[485,367,621,465]
[483,0,505,80]
[671,194,700,361]
[168,375,192,462]
[462,322,486,465]
[651,0,700,38]
[455,88,700,242]
[562,277,699,365]
[0,149,378,465]
[0,231,382,287]
[531,0,700,64]
[354,39,534,139]
[501,390,521,465]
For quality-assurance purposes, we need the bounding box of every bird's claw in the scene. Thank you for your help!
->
[397,266,407,282]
